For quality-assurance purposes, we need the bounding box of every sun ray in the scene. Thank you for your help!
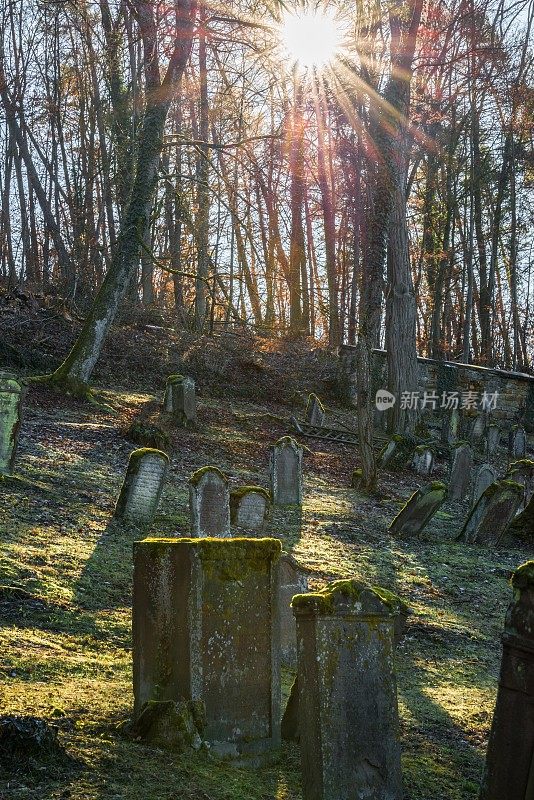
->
[280,6,347,70]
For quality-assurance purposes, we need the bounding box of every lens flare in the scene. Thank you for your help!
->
[280,7,345,69]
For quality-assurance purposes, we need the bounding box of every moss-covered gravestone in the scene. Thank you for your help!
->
[508,425,527,459]
[389,482,447,536]
[411,445,434,477]
[305,394,325,427]
[279,552,309,668]
[133,537,282,764]
[449,442,473,501]
[292,580,403,800]
[460,480,523,546]
[480,562,534,800]
[230,486,270,531]
[114,448,169,527]
[189,467,230,537]
[163,374,196,426]
[0,373,24,475]
[506,459,534,511]
[270,437,303,506]
[471,463,497,509]
[441,408,460,446]
[485,424,500,458]
[509,493,534,538]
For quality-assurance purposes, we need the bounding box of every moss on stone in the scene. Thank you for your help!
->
[371,586,410,616]
[229,486,271,503]
[166,374,187,385]
[291,578,402,616]
[189,465,227,486]
[274,435,299,449]
[511,561,534,591]
[128,448,169,475]
[306,393,325,413]
[127,422,170,452]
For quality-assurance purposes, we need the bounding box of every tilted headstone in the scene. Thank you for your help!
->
[230,486,270,531]
[480,562,534,799]
[270,436,303,506]
[460,480,523,546]
[506,459,534,511]
[509,493,534,538]
[485,424,501,458]
[411,446,434,477]
[163,374,196,426]
[509,425,527,460]
[389,482,447,536]
[449,442,473,501]
[0,373,24,475]
[471,463,497,509]
[305,394,325,427]
[114,448,169,527]
[380,435,412,469]
[292,580,403,800]
[189,467,230,537]
[441,408,460,446]
[133,537,281,763]
[279,552,308,668]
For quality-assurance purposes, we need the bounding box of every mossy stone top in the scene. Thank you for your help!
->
[189,465,227,486]
[274,435,300,449]
[292,579,406,617]
[512,561,534,593]
[230,485,271,502]
[166,374,187,385]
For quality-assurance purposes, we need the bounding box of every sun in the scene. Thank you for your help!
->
[280,7,345,69]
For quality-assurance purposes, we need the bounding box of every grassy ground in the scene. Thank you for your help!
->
[0,378,531,800]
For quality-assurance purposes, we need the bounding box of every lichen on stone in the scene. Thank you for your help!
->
[291,578,403,616]
[189,465,227,486]
[511,561,534,591]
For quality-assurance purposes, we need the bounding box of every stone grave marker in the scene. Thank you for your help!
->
[189,467,230,537]
[230,486,270,531]
[480,561,534,799]
[460,480,523,546]
[471,463,497,508]
[470,414,487,448]
[292,579,403,800]
[163,374,196,426]
[509,425,527,459]
[270,437,303,506]
[114,448,169,527]
[441,408,460,446]
[0,373,24,475]
[389,482,447,536]
[279,552,308,668]
[509,493,534,538]
[485,424,500,458]
[449,442,473,501]
[305,394,325,427]
[133,537,282,764]
[411,445,434,477]
[506,459,534,511]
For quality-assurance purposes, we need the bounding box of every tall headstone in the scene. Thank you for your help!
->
[460,480,523,546]
[471,463,497,509]
[293,580,403,800]
[279,552,308,668]
[389,482,447,536]
[0,373,24,475]
[189,467,230,537]
[163,374,196,426]
[470,414,487,448]
[230,486,270,531]
[485,425,500,458]
[305,394,325,427]
[449,442,473,501]
[133,537,281,764]
[509,425,527,460]
[441,408,460,446]
[480,561,534,800]
[270,437,303,506]
[411,446,434,477]
[114,448,169,527]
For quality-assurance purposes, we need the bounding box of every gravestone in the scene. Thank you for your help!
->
[389,482,447,536]
[270,437,303,506]
[506,459,534,511]
[114,448,169,527]
[411,446,434,477]
[0,373,24,475]
[305,394,325,427]
[480,561,534,800]
[163,374,196,426]
[449,442,473,501]
[441,408,460,446]
[380,435,412,469]
[189,467,230,537]
[293,580,403,800]
[470,414,487,447]
[460,480,523,546]
[279,552,308,668]
[471,463,497,509]
[509,493,534,538]
[509,425,527,459]
[133,537,281,764]
[485,424,500,458]
[230,486,270,531]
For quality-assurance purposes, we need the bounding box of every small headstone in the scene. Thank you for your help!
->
[485,424,500,458]
[460,480,523,546]
[189,467,230,537]
[270,436,303,506]
[163,374,196,426]
[292,580,403,800]
[380,435,412,469]
[114,448,169,527]
[441,408,460,446]
[480,561,534,799]
[133,537,282,764]
[305,394,325,427]
[449,442,473,501]
[470,414,487,447]
[230,486,270,531]
[509,425,527,459]
[0,373,24,475]
[389,482,447,536]
[411,446,434,477]
[471,463,497,508]
[279,552,308,668]
[506,459,534,511]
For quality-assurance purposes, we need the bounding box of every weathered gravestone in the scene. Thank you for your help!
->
[441,408,460,446]
[509,493,534,538]
[230,486,270,531]
[279,552,309,668]
[471,463,497,509]
[449,442,473,501]
[189,467,230,537]
[133,537,281,764]
[305,394,325,427]
[292,580,403,800]
[411,446,434,477]
[0,373,24,475]
[163,374,196,426]
[460,480,523,546]
[506,459,534,511]
[270,437,303,506]
[389,482,447,536]
[380,435,412,469]
[485,424,501,458]
[480,561,534,800]
[509,425,527,459]
[470,414,487,448]
[114,448,169,527]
